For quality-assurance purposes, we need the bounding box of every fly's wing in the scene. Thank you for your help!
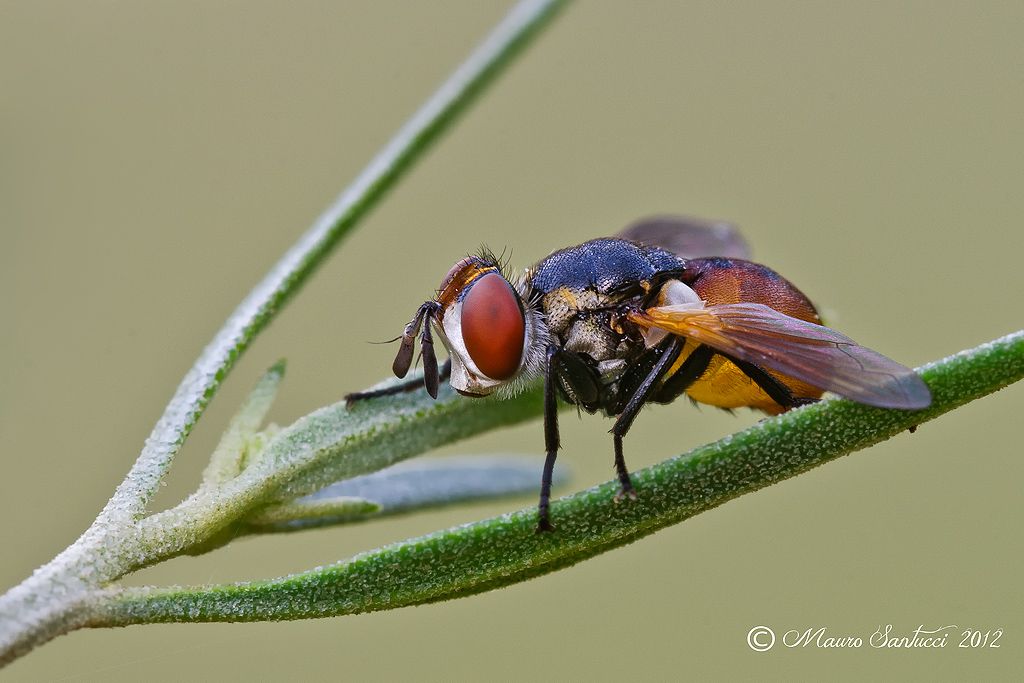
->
[630,302,931,409]
[616,215,752,259]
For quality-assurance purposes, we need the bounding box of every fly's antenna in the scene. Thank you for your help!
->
[392,301,441,398]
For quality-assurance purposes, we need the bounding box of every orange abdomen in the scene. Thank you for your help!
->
[674,258,824,414]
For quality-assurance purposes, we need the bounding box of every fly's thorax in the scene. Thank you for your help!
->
[528,237,685,299]
[539,286,610,335]
[526,237,688,364]
[561,313,621,362]
[537,283,648,363]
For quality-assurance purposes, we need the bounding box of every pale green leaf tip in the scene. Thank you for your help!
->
[202,359,288,487]
[247,496,381,526]
[267,358,287,380]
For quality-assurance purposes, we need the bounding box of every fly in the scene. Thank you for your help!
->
[347,215,931,531]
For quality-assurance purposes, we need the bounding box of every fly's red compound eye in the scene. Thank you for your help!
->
[461,272,524,380]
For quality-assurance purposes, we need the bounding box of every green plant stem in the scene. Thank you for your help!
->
[97,330,1023,626]
[0,0,566,667]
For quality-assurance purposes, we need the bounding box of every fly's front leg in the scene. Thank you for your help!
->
[609,337,683,501]
[346,301,444,406]
[537,344,562,533]
[345,359,451,407]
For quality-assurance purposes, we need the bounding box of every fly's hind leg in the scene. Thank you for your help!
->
[731,358,819,410]
[608,338,684,501]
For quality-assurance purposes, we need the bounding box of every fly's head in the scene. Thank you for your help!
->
[394,252,549,399]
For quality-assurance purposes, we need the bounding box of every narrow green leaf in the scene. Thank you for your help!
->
[302,455,566,514]
[247,497,381,526]
[255,391,553,504]
[202,360,286,487]
[132,381,546,561]
[241,455,568,533]
[98,330,1024,627]
[186,454,563,555]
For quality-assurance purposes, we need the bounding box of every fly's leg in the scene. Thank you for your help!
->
[734,356,917,431]
[731,358,820,410]
[612,436,636,503]
[609,338,684,501]
[537,345,562,532]
[345,359,451,407]
[651,344,713,404]
[346,301,444,406]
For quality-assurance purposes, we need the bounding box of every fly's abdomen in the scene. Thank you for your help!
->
[677,257,825,413]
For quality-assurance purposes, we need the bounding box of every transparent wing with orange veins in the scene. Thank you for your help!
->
[631,302,931,409]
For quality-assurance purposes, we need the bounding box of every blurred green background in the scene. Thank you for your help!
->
[2,1,1022,680]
